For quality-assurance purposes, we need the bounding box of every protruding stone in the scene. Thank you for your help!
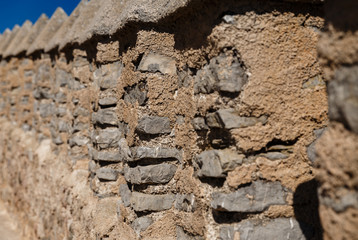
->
[96,168,119,181]
[69,135,90,147]
[118,138,133,162]
[55,68,73,88]
[92,150,121,162]
[92,109,118,126]
[328,65,358,134]
[138,52,177,75]
[219,218,311,240]
[307,127,326,163]
[124,163,177,184]
[194,149,245,178]
[119,184,132,207]
[73,106,89,117]
[27,8,68,55]
[175,194,196,212]
[99,96,117,106]
[96,62,123,90]
[92,128,122,149]
[130,192,175,212]
[260,152,289,160]
[194,53,248,94]
[55,91,67,103]
[123,83,147,106]
[130,146,182,162]
[302,75,325,89]
[14,14,48,56]
[216,108,268,129]
[211,181,287,212]
[39,103,55,118]
[192,117,209,131]
[33,87,53,100]
[210,53,248,93]
[132,216,153,234]
[136,116,171,135]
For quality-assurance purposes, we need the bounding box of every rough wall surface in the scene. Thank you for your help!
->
[315,0,358,239]
[0,0,354,239]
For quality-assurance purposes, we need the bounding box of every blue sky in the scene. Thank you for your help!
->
[0,0,81,34]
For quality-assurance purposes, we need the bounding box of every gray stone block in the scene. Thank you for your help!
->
[98,62,123,90]
[219,218,310,240]
[39,103,55,118]
[92,128,122,149]
[194,53,248,94]
[194,149,244,178]
[33,87,53,100]
[118,138,133,162]
[96,168,119,181]
[307,127,326,163]
[69,135,90,147]
[123,83,147,106]
[52,135,64,145]
[92,109,118,126]
[73,106,89,117]
[260,152,289,160]
[136,116,171,135]
[132,216,153,234]
[56,106,67,117]
[206,112,222,128]
[72,120,89,133]
[328,65,358,134]
[58,120,69,133]
[216,108,267,129]
[211,53,248,93]
[34,64,52,84]
[192,117,209,131]
[68,78,85,90]
[119,184,132,207]
[130,146,182,162]
[55,91,67,103]
[55,68,72,87]
[124,163,177,184]
[175,194,196,212]
[212,181,287,212]
[138,52,177,75]
[92,150,121,162]
[130,192,175,212]
[99,96,117,106]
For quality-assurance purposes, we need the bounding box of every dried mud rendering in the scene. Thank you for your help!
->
[0,0,357,239]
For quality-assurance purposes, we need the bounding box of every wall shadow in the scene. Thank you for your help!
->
[293,179,323,240]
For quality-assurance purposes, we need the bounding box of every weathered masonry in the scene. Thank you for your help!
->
[0,0,357,239]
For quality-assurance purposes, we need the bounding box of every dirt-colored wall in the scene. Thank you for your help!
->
[314,1,358,240]
[0,0,354,239]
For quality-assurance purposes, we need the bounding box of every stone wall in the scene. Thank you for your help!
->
[0,0,354,239]
[314,0,358,239]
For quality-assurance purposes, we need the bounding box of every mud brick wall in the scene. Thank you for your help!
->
[0,0,356,239]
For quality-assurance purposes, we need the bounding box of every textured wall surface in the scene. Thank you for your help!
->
[0,0,355,239]
[315,0,358,239]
